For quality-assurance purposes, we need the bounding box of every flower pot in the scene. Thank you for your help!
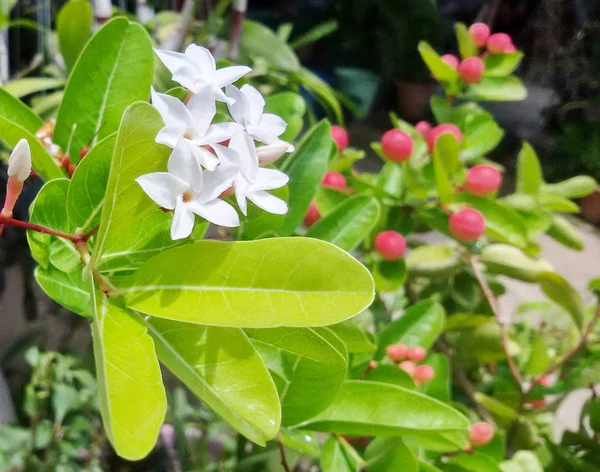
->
[580,190,600,225]
[395,80,438,122]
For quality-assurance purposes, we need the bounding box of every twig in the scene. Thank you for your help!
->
[470,255,524,389]
[160,0,196,51]
[0,217,97,244]
[277,432,290,472]
[228,0,247,60]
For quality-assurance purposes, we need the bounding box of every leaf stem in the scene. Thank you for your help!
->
[336,435,368,469]
[277,432,291,472]
[0,216,98,244]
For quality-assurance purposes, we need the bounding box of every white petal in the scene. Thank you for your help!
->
[199,122,244,145]
[247,190,288,215]
[246,124,279,145]
[172,66,199,91]
[186,87,217,136]
[211,143,242,168]
[151,87,193,127]
[192,146,220,172]
[229,132,259,176]
[259,113,287,136]
[252,168,289,191]
[225,85,248,125]
[234,175,250,215]
[184,44,216,80]
[136,172,188,210]
[214,66,252,88]
[8,138,32,182]
[213,86,230,103]
[154,48,192,75]
[240,84,265,124]
[188,198,240,227]
[256,142,289,166]
[198,165,238,202]
[156,124,186,148]
[168,143,204,187]
[171,199,195,240]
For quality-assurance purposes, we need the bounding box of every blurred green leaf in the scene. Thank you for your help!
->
[239,19,300,71]
[516,142,543,195]
[546,214,584,251]
[455,23,477,59]
[289,20,338,49]
[406,245,461,278]
[57,0,93,72]
[464,77,527,101]
[365,437,418,472]
[483,53,524,77]
[538,272,586,329]
[3,78,65,98]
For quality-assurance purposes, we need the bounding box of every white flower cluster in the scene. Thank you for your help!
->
[136,44,293,240]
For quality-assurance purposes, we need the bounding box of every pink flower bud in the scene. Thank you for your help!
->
[407,346,427,362]
[399,361,416,376]
[469,23,491,48]
[468,422,494,446]
[256,142,291,166]
[441,54,460,70]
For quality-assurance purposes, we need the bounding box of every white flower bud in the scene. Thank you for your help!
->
[256,142,293,166]
[7,139,32,182]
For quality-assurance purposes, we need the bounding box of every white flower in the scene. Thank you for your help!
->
[8,139,32,182]
[151,87,242,170]
[256,142,291,166]
[225,84,294,152]
[212,132,289,216]
[154,44,251,102]
[136,145,240,240]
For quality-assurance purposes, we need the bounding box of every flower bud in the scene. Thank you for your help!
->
[256,142,291,166]
[7,139,32,183]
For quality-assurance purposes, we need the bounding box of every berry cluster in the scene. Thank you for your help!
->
[381,344,436,385]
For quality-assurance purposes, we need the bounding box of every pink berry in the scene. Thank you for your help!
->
[414,365,435,382]
[406,346,427,362]
[415,121,432,137]
[374,231,406,261]
[469,423,494,446]
[368,360,379,370]
[441,54,459,70]
[381,129,414,162]
[529,399,546,409]
[386,344,408,362]
[449,209,486,242]
[504,44,517,53]
[487,33,514,54]
[538,375,551,387]
[399,361,416,376]
[469,23,491,48]
[322,171,346,190]
[427,124,463,152]
[331,125,349,151]
[465,165,502,196]
[304,201,320,227]
[458,57,484,84]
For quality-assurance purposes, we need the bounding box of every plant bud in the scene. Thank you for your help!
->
[441,54,460,70]
[414,365,435,382]
[7,139,32,183]
[330,125,349,150]
[449,209,486,242]
[304,201,320,226]
[399,361,416,376]
[458,57,485,84]
[256,142,290,166]
[469,23,491,48]
[468,422,494,446]
[407,346,427,362]
[386,344,408,362]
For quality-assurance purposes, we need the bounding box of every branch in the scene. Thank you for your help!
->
[0,217,97,244]
[228,0,248,60]
[470,255,524,389]
[277,432,290,472]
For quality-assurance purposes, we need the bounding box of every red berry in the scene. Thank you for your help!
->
[374,231,406,261]
[399,361,416,376]
[458,57,484,84]
[529,399,546,409]
[469,23,491,48]
[67,164,77,176]
[368,360,379,370]
[415,121,432,137]
[469,423,494,446]
[449,209,486,242]
[381,129,413,162]
[441,54,459,70]
[386,344,408,362]
[414,365,435,382]
[504,44,517,53]
[304,201,321,227]
[79,146,89,159]
[322,172,346,190]
[406,346,427,362]
[331,125,349,151]
[62,155,71,168]
[465,165,502,196]
[487,33,513,54]
[427,124,463,152]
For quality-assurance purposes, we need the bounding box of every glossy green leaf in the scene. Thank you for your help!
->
[34,265,92,318]
[455,23,477,59]
[516,142,543,195]
[366,439,416,472]
[91,102,177,273]
[67,133,115,232]
[54,18,153,159]
[122,238,374,327]
[538,272,586,329]
[373,259,407,293]
[461,113,504,161]
[538,193,580,213]
[420,353,450,402]
[432,147,453,203]
[314,187,350,216]
[264,92,305,142]
[307,195,380,251]
[377,162,405,198]
[280,428,320,458]
[145,318,280,445]
[365,365,415,389]
[447,451,503,472]
[480,244,554,283]
[0,88,43,132]
[329,321,376,354]
[542,176,598,199]
[406,245,461,278]
[3,78,65,98]
[57,0,92,72]
[92,295,166,460]
[464,77,527,101]
[279,120,334,235]
[546,214,584,251]
[377,300,445,358]
[321,437,359,472]
[483,52,524,77]
[239,20,300,71]
[248,327,347,425]
[418,41,460,92]
[299,381,469,451]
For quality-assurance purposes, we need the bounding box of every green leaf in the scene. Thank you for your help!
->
[366,437,418,472]
[483,52,524,77]
[321,437,359,472]
[406,245,461,278]
[461,113,504,161]
[264,92,306,142]
[329,320,376,354]
[373,259,407,293]
[432,147,453,203]
[289,20,338,49]
[57,0,92,73]
[538,272,586,329]
[538,193,580,213]
[314,187,350,216]
[0,88,43,132]
[92,295,166,460]
[2,78,65,99]
[480,244,554,283]
[52,384,80,422]
[307,195,380,251]
[449,321,508,368]
[546,214,584,251]
[279,120,334,235]
[377,162,405,199]
[455,23,478,59]
[91,102,178,273]
[542,176,598,199]
[248,327,347,426]
[516,142,543,195]
[239,20,300,71]
[54,18,153,160]
[474,393,518,427]
[145,318,280,445]
[420,353,450,402]
[501,451,544,472]
[365,365,416,389]
[35,265,92,318]
[418,41,460,92]
[122,238,375,328]
[280,428,321,458]
[525,333,551,376]
[31,91,64,118]
[377,300,446,359]
[299,381,469,451]
[464,77,527,101]
[447,451,503,472]
[67,133,115,232]
[297,67,344,124]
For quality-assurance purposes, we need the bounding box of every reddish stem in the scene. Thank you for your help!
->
[0,217,98,243]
